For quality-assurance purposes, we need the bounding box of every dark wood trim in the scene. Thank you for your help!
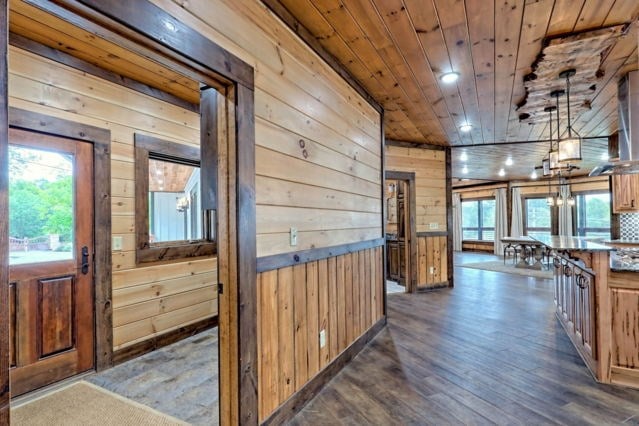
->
[446,147,454,288]
[0,0,9,420]
[70,0,254,90]
[113,316,218,365]
[200,88,218,210]
[262,318,386,425]
[133,134,217,264]
[8,32,199,113]
[609,176,621,240]
[257,238,385,273]
[385,139,447,151]
[235,82,258,425]
[380,110,387,315]
[385,170,417,293]
[261,0,382,115]
[416,282,450,293]
[8,108,113,373]
[417,231,448,237]
[134,133,200,162]
[385,170,417,181]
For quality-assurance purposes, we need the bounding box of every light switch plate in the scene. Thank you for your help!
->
[319,329,326,348]
[112,236,123,251]
[290,227,298,246]
[429,222,439,230]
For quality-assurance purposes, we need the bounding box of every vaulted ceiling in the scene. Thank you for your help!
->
[273,0,639,180]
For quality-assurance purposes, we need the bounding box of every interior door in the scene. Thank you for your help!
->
[8,128,94,397]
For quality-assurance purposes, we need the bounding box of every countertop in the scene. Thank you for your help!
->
[532,235,613,252]
[603,239,639,245]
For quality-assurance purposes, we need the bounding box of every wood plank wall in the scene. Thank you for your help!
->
[385,145,448,288]
[7,47,218,351]
[152,0,382,258]
[416,234,448,289]
[257,246,384,421]
[150,0,384,421]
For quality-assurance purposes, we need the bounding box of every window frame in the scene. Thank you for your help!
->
[573,190,612,238]
[134,133,216,264]
[461,197,495,242]
[522,195,554,237]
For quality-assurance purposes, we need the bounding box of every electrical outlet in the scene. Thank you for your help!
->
[429,266,435,274]
[112,236,123,251]
[290,227,298,246]
[429,222,439,230]
[319,329,326,348]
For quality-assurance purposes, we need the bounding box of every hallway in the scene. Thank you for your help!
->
[290,253,639,424]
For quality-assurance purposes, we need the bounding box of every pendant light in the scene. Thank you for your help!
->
[549,90,565,170]
[543,105,556,176]
[558,69,582,162]
[546,175,555,206]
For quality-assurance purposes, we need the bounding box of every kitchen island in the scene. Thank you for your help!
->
[534,235,639,389]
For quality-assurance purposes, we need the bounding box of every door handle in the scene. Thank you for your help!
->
[81,246,90,275]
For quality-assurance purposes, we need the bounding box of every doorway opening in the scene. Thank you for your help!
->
[384,171,417,294]
[2,0,257,423]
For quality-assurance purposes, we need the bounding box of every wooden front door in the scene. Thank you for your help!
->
[8,128,94,397]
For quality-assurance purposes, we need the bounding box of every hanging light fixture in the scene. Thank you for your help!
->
[544,104,557,175]
[546,175,555,206]
[550,90,566,170]
[558,69,582,162]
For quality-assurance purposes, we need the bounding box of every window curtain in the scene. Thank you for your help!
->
[453,192,462,251]
[494,188,508,255]
[511,187,523,238]
[559,185,573,236]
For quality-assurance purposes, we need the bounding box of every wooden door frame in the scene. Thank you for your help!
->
[385,171,417,293]
[1,0,257,424]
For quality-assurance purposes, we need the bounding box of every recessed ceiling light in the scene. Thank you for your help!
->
[459,123,472,132]
[460,151,468,162]
[531,170,538,179]
[601,152,609,161]
[498,168,506,177]
[462,165,468,174]
[505,157,513,166]
[440,72,460,84]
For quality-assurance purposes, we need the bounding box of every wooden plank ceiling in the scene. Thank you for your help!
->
[276,0,639,180]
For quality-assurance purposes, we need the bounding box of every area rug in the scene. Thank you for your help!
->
[459,261,553,279]
[11,381,188,426]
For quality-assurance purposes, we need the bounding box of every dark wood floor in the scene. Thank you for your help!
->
[290,252,639,425]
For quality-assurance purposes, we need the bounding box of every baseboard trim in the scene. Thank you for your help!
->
[112,316,218,365]
[416,282,450,292]
[262,317,387,425]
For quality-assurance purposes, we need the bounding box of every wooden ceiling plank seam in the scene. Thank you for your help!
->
[569,44,637,138]
[508,0,555,142]
[493,0,526,143]
[399,0,468,143]
[573,0,617,32]
[603,0,639,27]
[306,0,438,143]
[339,0,444,143]
[402,0,460,143]
[336,0,445,143]
[433,0,485,145]
[359,0,448,142]
[547,0,586,36]
[465,0,496,144]
[506,0,554,142]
